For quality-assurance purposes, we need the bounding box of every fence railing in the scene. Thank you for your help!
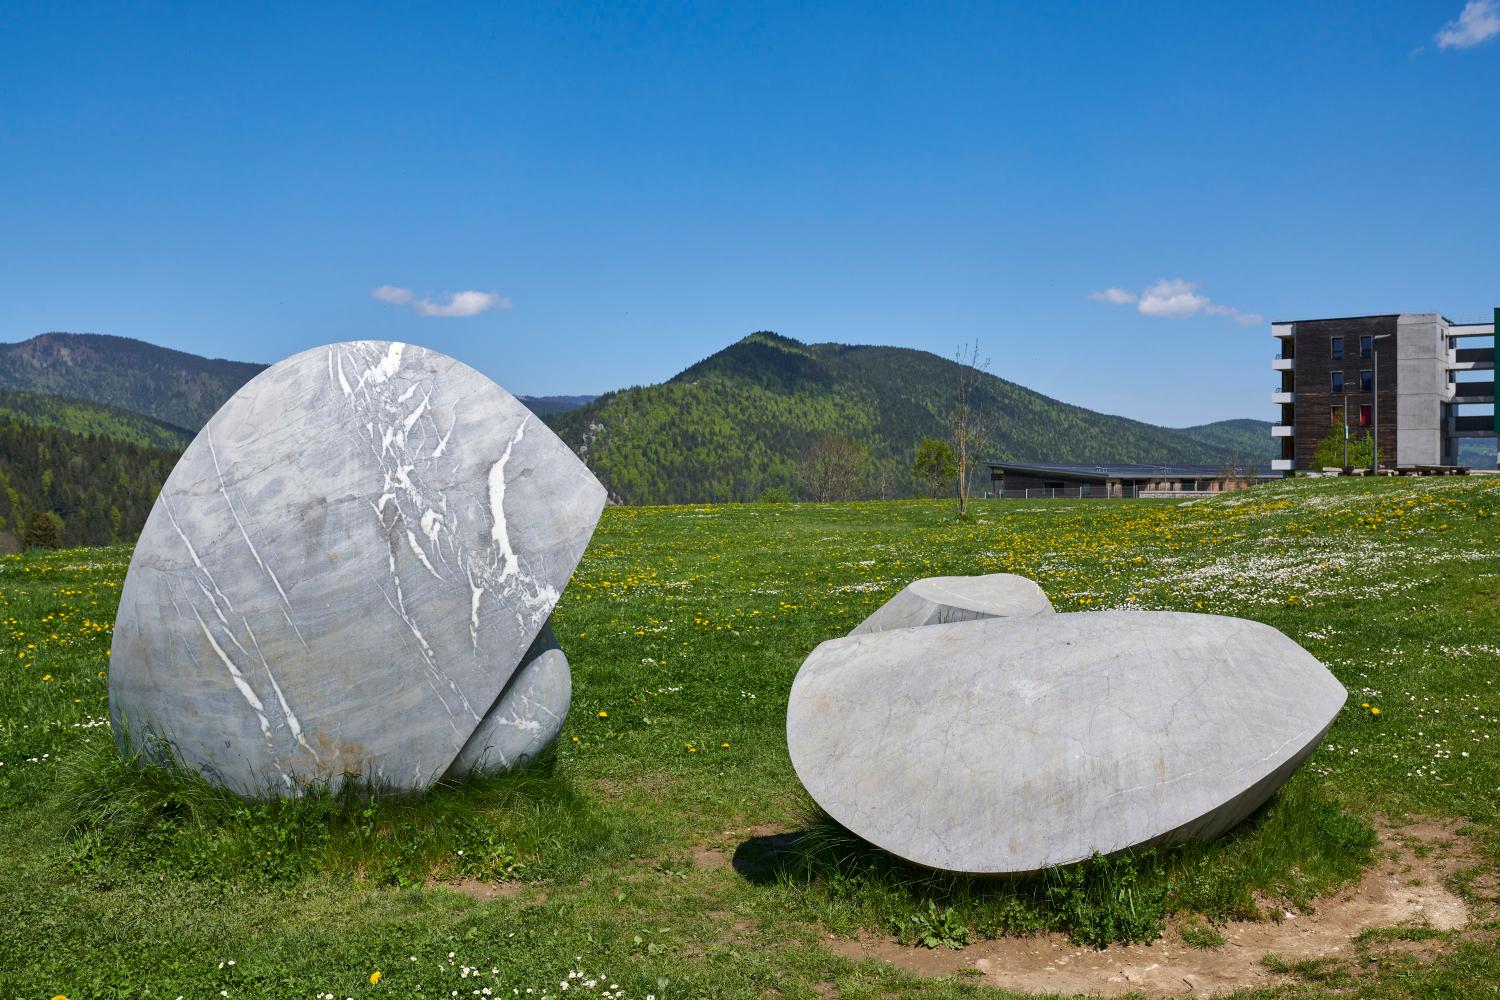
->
[988,487,1225,500]
[990,487,1138,500]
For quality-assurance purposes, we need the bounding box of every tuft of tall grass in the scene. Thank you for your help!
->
[57,736,645,887]
[773,775,1375,947]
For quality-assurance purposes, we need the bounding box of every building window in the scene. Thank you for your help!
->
[1331,371,1344,393]
[1330,406,1341,426]
[1331,337,1344,360]
[1360,335,1372,358]
[1359,403,1372,426]
[1360,370,1373,392]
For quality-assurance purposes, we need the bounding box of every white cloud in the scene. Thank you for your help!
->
[1089,287,1137,305]
[1138,278,1211,319]
[372,286,512,318]
[371,285,414,305]
[1436,0,1500,48]
[1090,278,1264,326]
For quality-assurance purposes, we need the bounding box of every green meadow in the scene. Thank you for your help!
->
[2,476,1498,998]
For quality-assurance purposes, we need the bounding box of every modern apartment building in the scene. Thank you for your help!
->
[1271,311,1496,473]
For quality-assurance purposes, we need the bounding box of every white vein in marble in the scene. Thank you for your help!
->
[848,574,1054,636]
[110,341,605,797]
[787,611,1347,875]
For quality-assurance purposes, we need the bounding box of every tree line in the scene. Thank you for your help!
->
[0,418,177,550]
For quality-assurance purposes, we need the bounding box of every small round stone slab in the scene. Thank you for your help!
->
[787,611,1347,874]
[848,574,1053,636]
[445,621,570,779]
[110,341,605,797]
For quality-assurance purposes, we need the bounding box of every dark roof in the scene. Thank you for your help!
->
[987,460,1280,481]
[1268,313,1399,325]
[1270,313,1482,327]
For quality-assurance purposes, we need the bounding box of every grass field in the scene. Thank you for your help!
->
[2,476,1498,998]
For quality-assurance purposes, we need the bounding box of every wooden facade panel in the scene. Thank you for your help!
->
[1290,316,1399,468]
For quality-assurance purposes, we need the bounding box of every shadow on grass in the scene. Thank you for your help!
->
[57,736,647,888]
[731,779,1377,948]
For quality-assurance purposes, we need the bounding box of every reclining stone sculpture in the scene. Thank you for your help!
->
[109,341,604,797]
[787,575,1346,875]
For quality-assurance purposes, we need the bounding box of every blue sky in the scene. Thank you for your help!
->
[1,2,1496,426]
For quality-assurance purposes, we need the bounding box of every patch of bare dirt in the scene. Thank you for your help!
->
[424,877,544,903]
[822,821,1480,998]
[694,847,729,870]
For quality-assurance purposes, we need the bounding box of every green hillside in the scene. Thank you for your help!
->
[0,333,265,430]
[0,387,193,450]
[0,417,178,549]
[549,332,1278,504]
[1175,418,1277,467]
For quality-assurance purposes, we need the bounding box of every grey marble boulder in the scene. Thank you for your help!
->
[109,341,604,797]
[787,611,1347,875]
[445,621,571,779]
[848,573,1053,635]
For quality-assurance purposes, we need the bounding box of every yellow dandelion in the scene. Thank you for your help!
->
[1371,707,1381,715]
[597,710,608,718]
[41,674,52,681]
[721,742,731,748]
[370,971,382,984]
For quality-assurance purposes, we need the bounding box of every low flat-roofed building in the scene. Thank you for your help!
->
[988,461,1279,499]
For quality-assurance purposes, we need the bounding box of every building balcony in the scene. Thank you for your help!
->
[1271,458,1294,472]
[1451,381,1496,404]
[1453,347,1495,368]
[1272,356,1295,371]
[1271,425,1294,437]
[1272,323,1293,339]
[1451,415,1497,435]
[1271,390,1294,404]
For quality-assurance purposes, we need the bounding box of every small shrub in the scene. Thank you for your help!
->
[1044,851,1167,948]
[890,899,970,949]
[756,486,793,503]
[23,510,62,549]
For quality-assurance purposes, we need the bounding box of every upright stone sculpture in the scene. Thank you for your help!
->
[109,341,605,797]
[787,609,1347,875]
[848,573,1053,635]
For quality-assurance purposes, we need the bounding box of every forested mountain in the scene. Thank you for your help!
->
[0,333,265,430]
[1174,418,1277,465]
[548,332,1277,504]
[0,388,193,450]
[0,418,179,549]
[0,330,1281,530]
[0,334,603,429]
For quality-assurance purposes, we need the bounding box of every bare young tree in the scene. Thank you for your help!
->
[950,341,990,516]
[1220,448,1243,489]
[797,434,870,502]
[874,457,899,500]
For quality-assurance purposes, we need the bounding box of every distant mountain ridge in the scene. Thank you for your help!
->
[549,332,1276,504]
[0,331,1274,508]
[517,394,597,416]
[0,333,266,430]
[0,334,602,430]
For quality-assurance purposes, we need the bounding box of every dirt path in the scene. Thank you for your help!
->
[823,821,1482,997]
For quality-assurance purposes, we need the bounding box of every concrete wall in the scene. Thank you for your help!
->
[1395,314,1448,466]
